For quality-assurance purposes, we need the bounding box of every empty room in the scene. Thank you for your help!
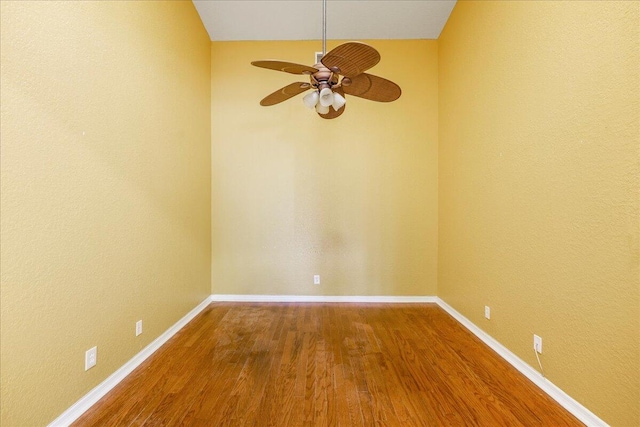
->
[0,0,638,426]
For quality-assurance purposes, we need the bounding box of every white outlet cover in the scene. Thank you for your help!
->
[484,306,490,320]
[85,346,97,371]
[313,275,320,285]
[533,334,543,354]
[136,320,143,336]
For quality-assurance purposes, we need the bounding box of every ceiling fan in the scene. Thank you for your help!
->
[250,1,401,119]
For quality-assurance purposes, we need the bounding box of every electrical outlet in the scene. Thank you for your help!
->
[484,306,491,320]
[85,346,97,371]
[533,334,543,354]
[313,275,320,285]
[136,320,143,336]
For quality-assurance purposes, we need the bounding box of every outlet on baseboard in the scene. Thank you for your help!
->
[533,334,543,354]
[85,346,97,371]
[484,306,490,320]
[136,320,143,336]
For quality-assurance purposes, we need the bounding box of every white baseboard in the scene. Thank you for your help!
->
[48,296,212,427]
[210,294,438,303]
[435,298,608,427]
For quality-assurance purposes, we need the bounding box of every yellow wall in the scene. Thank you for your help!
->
[438,2,639,425]
[210,40,438,297]
[0,1,211,425]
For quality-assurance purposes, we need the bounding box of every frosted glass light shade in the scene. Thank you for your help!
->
[319,87,334,107]
[316,103,330,114]
[302,91,319,109]
[332,92,346,111]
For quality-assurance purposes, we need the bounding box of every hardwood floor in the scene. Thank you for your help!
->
[74,303,583,426]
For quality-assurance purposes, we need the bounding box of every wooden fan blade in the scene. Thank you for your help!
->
[318,87,346,119]
[320,42,380,77]
[342,73,401,102]
[260,82,311,106]
[251,60,318,75]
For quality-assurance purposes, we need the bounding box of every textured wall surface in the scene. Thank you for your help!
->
[438,2,639,425]
[211,40,438,297]
[0,2,211,425]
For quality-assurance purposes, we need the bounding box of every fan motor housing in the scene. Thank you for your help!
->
[311,64,338,89]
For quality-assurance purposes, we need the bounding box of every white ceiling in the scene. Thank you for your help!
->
[192,1,457,41]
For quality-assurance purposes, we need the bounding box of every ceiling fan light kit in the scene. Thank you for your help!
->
[316,103,330,115]
[303,91,319,109]
[250,0,401,119]
[331,92,346,110]
[319,87,334,108]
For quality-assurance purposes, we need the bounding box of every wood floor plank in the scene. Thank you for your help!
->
[73,303,584,427]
